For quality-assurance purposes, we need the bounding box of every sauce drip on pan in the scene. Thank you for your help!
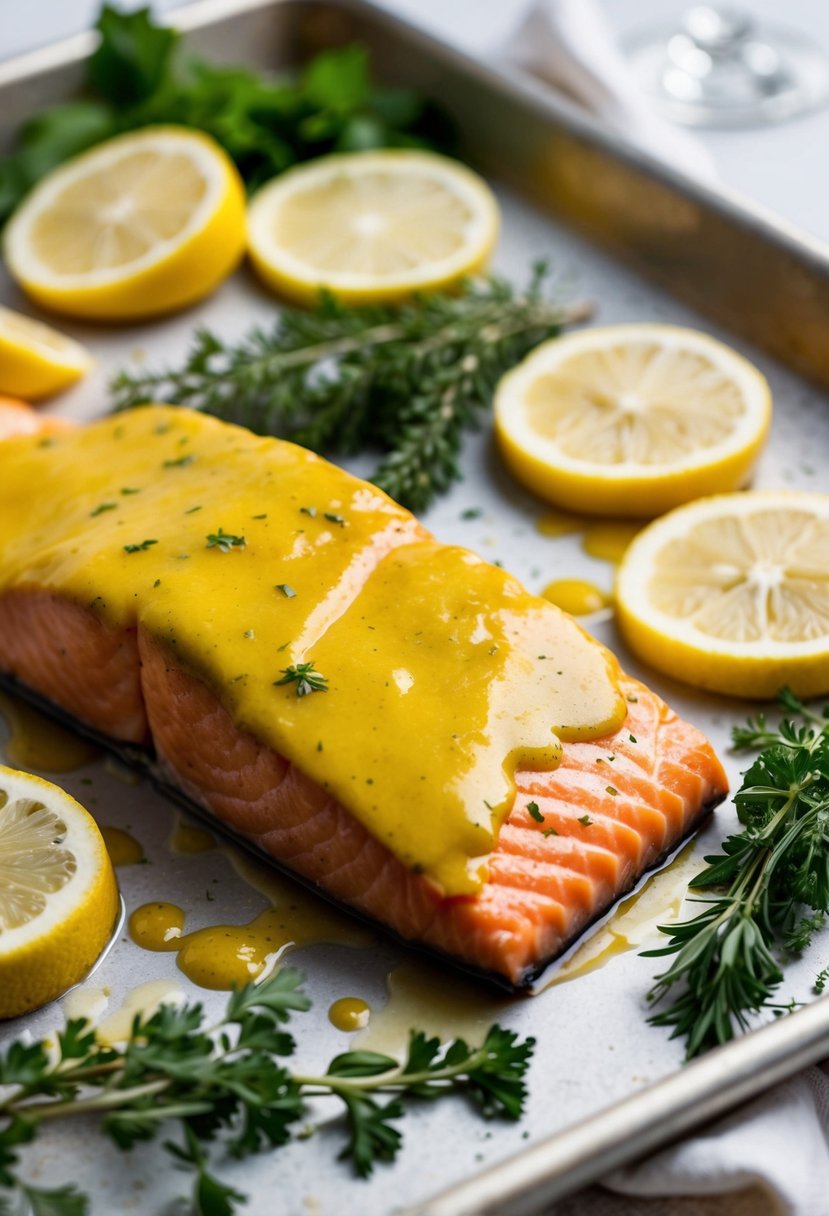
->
[101,825,144,866]
[0,689,99,773]
[329,997,371,1032]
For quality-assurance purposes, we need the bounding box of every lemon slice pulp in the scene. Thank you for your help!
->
[494,324,771,517]
[4,127,246,321]
[616,492,829,698]
[0,306,92,399]
[0,765,119,1018]
[247,150,499,305]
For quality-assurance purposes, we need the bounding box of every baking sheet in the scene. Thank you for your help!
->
[2,2,829,1213]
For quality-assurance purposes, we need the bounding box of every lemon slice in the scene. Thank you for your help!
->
[0,307,92,399]
[0,765,119,1018]
[4,127,246,321]
[615,492,829,699]
[247,150,499,305]
[494,324,771,517]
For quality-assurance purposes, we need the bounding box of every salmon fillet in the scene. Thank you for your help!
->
[0,588,727,987]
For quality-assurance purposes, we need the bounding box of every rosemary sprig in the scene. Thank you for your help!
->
[645,689,829,1058]
[0,970,533,1215]
[110,266,589,512]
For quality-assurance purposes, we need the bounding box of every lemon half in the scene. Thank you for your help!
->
[0,765,119,1019]
[4,127,246,321]
[494,324,771,517]
[0,307,92,399]
[616,492,829,699]
[247,150,499,305]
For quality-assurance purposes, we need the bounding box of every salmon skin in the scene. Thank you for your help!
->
[0,413,728,989]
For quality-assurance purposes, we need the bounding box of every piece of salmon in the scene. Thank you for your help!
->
[0,584,727,987]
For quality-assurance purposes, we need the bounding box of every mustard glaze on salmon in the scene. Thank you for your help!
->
[0,407,727,985]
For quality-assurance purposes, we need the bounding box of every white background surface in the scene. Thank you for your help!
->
[4,0,829,244]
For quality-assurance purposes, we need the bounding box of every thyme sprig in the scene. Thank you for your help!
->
[110,266,589,511]
[275,662,328,697]
[645,689,829,1057]
[0,970,533,1215]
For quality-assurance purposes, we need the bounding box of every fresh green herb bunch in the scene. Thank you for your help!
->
[111,266,586,512]
[0,6,456,224]
[0,969,533,1215]
[645,688,829,1058]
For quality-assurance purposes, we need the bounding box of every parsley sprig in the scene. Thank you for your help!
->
[111,267,588,511]
[0,970,532,1215]
[645,689,829,1058]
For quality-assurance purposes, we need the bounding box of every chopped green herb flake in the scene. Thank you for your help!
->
[275,584,297,598]
[605,787,618,797]
[120,486,140,495]
[542,827,559,837]
[578,814,594,825]
[461,507,483,520]
[324,512,345,525]
[627,694,638,703]
[300,506,317,517]
[629,734,637,744]
[184,505,202,514]
[275,662,328,697]
[90,502,117,517]
[244,629,255,640]
[163,454,195,468]
[252,513,267,520]
[124,539,157,553]
[206,528,246,552]
[153,579,161,588]
[526,801,544,823]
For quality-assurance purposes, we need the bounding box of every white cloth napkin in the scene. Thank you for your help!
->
[500,4,825,1213]
[557,1064,829,1215]
[502,0,717,182]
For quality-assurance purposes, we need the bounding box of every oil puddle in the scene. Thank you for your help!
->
[535,513,643,564]
[64,979,184,1044]
[354,958,515,1059]
[535,844,701,990]
[169,813,216,855]
[0,689,99,773]
[101,826,145,866]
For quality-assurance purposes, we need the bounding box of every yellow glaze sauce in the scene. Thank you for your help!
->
[356,958,514,1059]
[329,996,371,1032]
[581,521,643,564]
[130,875,372,990]
[0,407,625,894]
[0,690,99,773]
[101,826,144,866]
[535,510,583,538]
[170,816,216,854]
[541,579,609,616]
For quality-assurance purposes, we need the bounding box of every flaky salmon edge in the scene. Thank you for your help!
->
[0,588,729,991]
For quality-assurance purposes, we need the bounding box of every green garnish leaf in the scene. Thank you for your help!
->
[162,454,195,469]
[275,662,328,697]
[110,265,583,512]
[123,539,157,553]
[206,529,246,553]
[604,787,617,797]
[526,802,544,823]
[90,502,117,517]
[646,688,829,1058]
[577,814,593,825]
[0,968,532,1209]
